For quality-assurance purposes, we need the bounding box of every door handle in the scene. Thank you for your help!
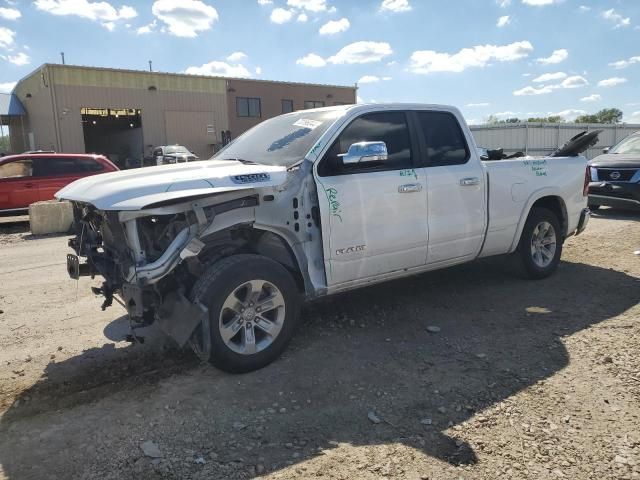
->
[460,177,480,186]
[24,183,35,188]
[398,183,423,193]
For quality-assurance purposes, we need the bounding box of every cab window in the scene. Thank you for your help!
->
[318,111,413,176]
[416,111,470,167]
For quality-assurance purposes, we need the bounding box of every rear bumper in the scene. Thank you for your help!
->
[588,181,640,210]
[575,208,590,236]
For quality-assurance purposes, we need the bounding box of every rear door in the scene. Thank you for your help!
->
[414,110,486,264]
[315,111,429,286]
[0,158,39,210]
[34,156,105,201]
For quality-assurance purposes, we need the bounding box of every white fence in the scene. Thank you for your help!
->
[470,123,640,160]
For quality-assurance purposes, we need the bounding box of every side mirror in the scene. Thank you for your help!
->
[339,141,388,165]
[602,147,610,154]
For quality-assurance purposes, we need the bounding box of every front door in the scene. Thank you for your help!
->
[414,110,486,264]
[315,111,429,287]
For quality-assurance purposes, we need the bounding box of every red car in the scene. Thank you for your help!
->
[0,153,118,213]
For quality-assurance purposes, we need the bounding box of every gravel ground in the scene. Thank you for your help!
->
[0,209,638,480]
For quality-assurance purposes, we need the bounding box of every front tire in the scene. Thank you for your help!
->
[189,254,301,373]
[517,207,563,279]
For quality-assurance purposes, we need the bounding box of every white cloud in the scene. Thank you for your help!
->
[136,20,156,34]
[5,51,30,66]
[0,27,15,49]
[0,7,21,20]
[409,41,533,74]
[496,0,511,7]
[626,111,640,123]
[497,15,510,27]
[357,75,391,84]
[580,94,601,102]
[151,0,218,37]
[560,75,588,88]
[0,81,16,93]
[536,48,568,64]
[608,56,640,69]
[296,13,308,22]
[380,0,411,12]
[319,17,349,35]
[296,53,327,67]
[227,51,247,62]
[270,7,293,23]
[513,75,588,95]
[602,9,630,28]
[255,66,262,75]
[598,77,627,87]
[328,41,393,64]
[513,85,554,96]
[287,0,327,12]
[578,5,590,12]
[522,0,559,5]
[466,102,491,107]
[532,71,566,82]
[257,0,272,4]
[184,61,251,77]
[34,0,137,25]
[553,109,586,121]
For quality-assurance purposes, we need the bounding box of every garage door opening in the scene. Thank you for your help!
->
[81,107,143,169]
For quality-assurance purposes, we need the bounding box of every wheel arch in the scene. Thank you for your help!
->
[196,223,311,295]
[510,190,568,253]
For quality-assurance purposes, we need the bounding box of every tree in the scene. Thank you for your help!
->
[575,108,623,124]
[526,115,564,123]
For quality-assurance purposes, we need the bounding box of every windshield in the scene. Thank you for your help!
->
[212,108,346,167]
[165,146,190,154]
[610,134,640,154]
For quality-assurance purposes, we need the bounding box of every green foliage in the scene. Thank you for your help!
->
[575,108,623,124]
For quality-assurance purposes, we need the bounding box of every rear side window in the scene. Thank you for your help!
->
[33,157,103,176]
[0,159,33,179]
[417,111,470,167]
[319,111,413,176]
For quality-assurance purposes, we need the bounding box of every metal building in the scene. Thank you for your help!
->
[470,122,640,160]
[9,64,356,167]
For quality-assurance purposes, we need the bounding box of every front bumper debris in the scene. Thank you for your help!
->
[588,181,640,209]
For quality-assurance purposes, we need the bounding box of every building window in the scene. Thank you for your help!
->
[282,99,294,114]
[304,100,325,109]
[236,97,261,118]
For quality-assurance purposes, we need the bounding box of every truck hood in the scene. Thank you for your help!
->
[56,160,288,210]
[589,153,640,168]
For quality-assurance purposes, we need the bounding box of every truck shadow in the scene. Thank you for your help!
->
[0,258,638,478]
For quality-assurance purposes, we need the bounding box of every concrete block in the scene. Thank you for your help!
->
[29,200,74,235]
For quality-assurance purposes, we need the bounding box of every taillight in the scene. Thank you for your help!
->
[583,166,589,196]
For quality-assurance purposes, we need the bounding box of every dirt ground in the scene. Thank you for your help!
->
[0,209,638,480]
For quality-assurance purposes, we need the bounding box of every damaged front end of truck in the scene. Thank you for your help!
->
[60,157,325,361]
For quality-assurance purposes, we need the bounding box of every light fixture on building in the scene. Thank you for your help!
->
[129,123,134,128]
[92,120,97,125]
[25,93,32,98]
[148,85,157,91]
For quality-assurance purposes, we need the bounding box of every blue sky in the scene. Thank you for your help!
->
[1,0,639,124]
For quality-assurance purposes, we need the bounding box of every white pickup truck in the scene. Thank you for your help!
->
[58,104,591,372]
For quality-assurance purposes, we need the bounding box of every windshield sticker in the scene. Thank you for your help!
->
[268,128,312,152]
[325,187,343,223]
[293,118,322,130]
[399,168,418,180]
[522,159,548,177]
[310,140,323,156]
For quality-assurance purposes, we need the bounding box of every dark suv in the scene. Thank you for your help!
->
[588,131,640,210]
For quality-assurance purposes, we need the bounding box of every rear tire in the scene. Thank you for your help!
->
[517,207,563,279]
[189,254,301,373]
